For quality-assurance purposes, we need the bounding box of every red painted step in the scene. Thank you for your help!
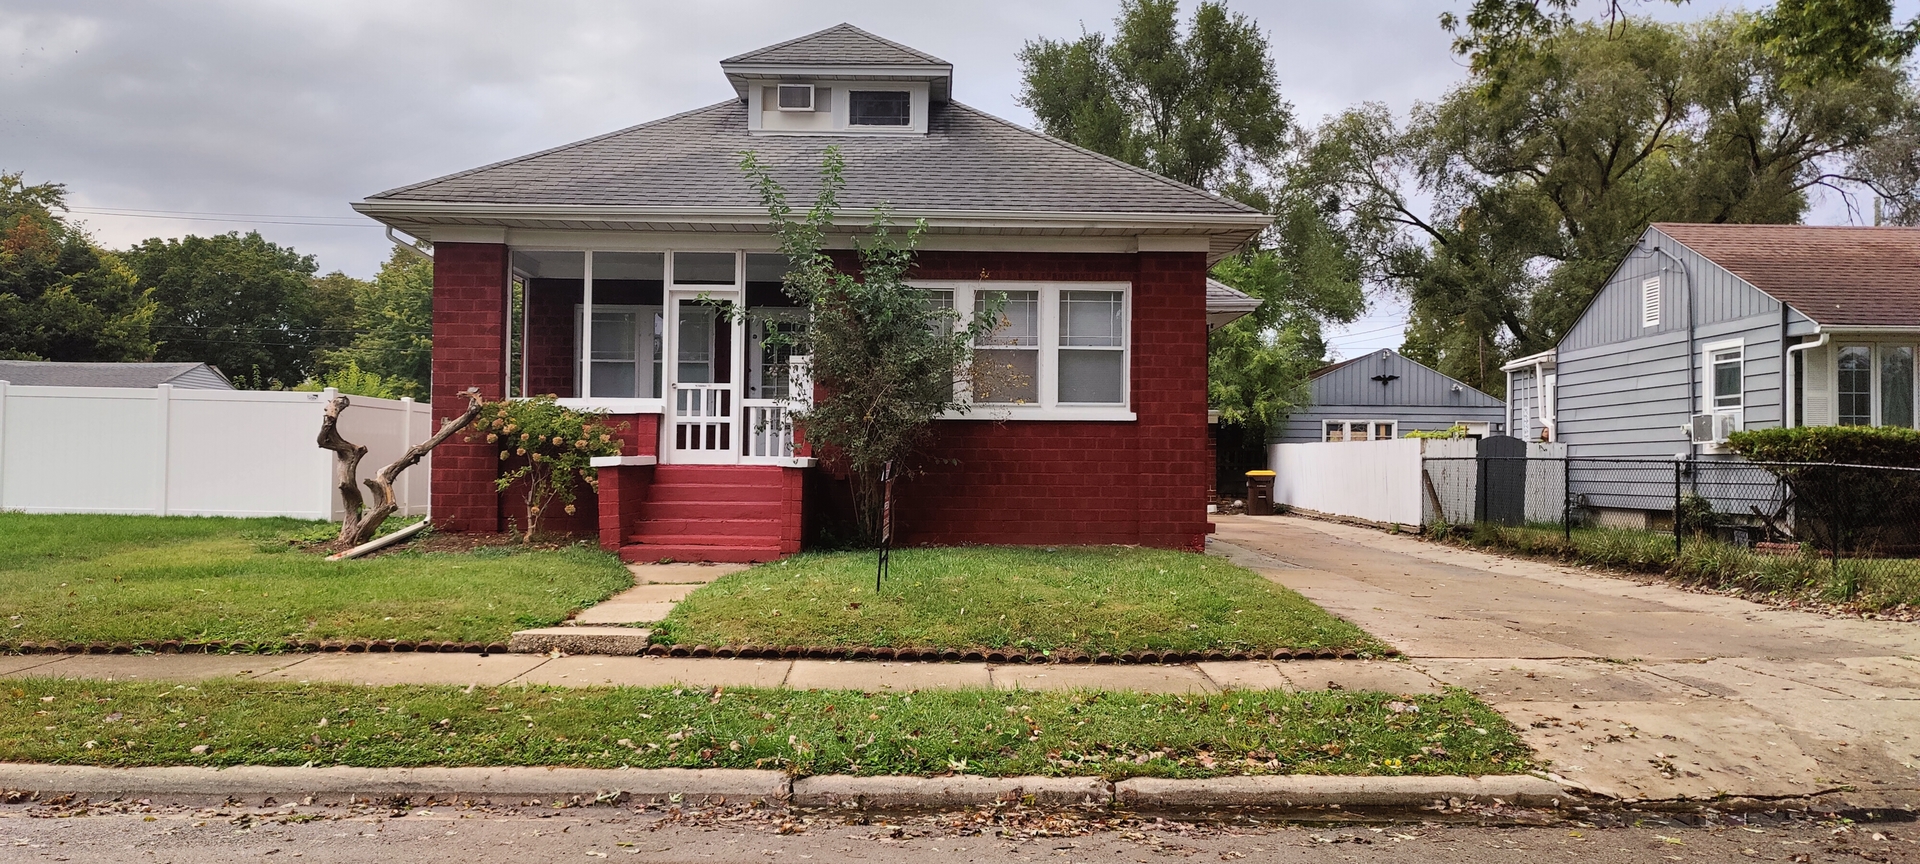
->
[645,483,784,504]
[651,465,785,484]
[629,519,782,539]
[638,500,783,521]
[620,542,783,564]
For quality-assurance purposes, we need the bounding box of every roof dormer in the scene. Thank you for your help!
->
[721,24,951,136]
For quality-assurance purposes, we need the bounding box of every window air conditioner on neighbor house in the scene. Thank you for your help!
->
[1690,412,1741,446]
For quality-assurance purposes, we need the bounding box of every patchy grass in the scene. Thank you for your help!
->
[0,678,1530,779]
[651,546,1385,656]
[1455,523,1920,613]
[0,513,633,647]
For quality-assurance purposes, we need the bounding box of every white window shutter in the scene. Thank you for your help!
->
[1641,277,1661,328]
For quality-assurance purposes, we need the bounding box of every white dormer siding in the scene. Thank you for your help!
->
[746,80,930,135]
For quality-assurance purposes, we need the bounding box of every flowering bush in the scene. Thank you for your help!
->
[469,396,627,542]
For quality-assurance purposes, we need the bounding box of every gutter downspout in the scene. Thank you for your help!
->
[1645,241,1695,459]
[1784,329,1829,428]
[386,226,433,261]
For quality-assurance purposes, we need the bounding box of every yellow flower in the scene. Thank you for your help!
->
[552,436,564,446]
[564,504,576,515]
[600,433,611,443]
[486,433,498,443]
[520,432,530,441]
[575,440,587,449]
[498,451,508,461]
[515,448,526,456]
[530,453,542,462]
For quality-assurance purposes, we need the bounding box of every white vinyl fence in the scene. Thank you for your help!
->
[0,382,432,520]
[1269,439,1425,526]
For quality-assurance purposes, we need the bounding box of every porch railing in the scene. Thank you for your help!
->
[743,400,799,460]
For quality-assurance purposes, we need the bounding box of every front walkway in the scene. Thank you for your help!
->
[1211,514,1920,806]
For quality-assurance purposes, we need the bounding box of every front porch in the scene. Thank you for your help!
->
[512,249,814,562]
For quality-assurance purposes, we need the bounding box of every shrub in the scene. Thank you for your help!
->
[1726,425,1920,467]
[1405,425,1471,440]
[469,397,627,542]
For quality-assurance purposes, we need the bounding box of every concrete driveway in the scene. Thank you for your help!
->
[1212,514,1920,807]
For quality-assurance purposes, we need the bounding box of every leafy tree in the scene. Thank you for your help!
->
[1020,0,1362,457]
[294,359,403,399]
[0,171,154,362]
[741,146,998,544]
[1305,12,1920,394]
[125,231,324,389]
[1018,0,1291,194]
[321,248,433,399]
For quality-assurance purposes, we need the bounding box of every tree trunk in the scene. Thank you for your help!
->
[317,388,487,549]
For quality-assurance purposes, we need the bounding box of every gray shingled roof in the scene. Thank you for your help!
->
[1205,278,1261,330]
[722,23,947,67]
[0,361,234,390]
[369,100,1258,218]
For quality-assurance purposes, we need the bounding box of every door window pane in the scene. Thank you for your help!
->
[677,301,715,384]
[1883,346,1914,428]
[673,252,736,285]
[1839,346,1872,426]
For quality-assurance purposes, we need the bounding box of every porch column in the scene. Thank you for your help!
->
[430,242,511,532]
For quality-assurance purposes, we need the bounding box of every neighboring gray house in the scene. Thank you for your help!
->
[1276,348,1506,443]
[0,361,234,390]
[1525,223,1920,460]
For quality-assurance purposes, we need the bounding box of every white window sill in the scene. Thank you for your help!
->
[553,397,666,415]
[589,455,658,468]
[939,405,1137,422]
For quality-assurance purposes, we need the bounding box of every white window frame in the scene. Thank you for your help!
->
[1702,338,1744,413]
[1826,341,1920,428]
[1642,276,1661,328]
[573,303,662,402]
[919,280,1136,422]
[774,84,815,112]
[1323,420,1397,442]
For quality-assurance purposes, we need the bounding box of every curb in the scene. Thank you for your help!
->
[629,645,1395,663]
[0,764,1566,814]
[1,642,1400,663]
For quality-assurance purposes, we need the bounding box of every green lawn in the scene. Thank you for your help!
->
[0,678,1530,779]
[0,514,633,647]
[651,546,1385,656]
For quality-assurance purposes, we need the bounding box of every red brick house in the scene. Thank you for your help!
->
[352,24,1270,562]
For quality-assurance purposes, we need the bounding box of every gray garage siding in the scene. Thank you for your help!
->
[1276,349,1507,443]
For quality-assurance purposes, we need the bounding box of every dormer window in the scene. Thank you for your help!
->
[848,90,911,126]
[774,84,814,111]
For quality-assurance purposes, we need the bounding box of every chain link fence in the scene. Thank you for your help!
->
[1420,454,1920,607]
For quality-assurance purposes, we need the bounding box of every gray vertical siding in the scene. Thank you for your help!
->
[1555,227,1787,460]
[1276,350,1507,443]
[1507,366,1538,440]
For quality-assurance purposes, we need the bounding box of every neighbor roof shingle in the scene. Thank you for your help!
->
[722,23,948,67]
[1655,223,1920,327]
[369,100,1259,217]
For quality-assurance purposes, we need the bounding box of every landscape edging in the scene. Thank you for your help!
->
[0,763,1563,813]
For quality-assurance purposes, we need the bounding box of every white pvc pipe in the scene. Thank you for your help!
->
[327,517,429,562]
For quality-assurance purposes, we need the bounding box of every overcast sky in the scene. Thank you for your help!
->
[3,0,1909,359]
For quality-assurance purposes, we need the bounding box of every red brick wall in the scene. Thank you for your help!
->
[891,251,1212,551]
[430,243,510,533]
[523,279,577,398]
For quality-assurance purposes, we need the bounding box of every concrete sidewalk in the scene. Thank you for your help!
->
[0,649,1439,695]
[1211,514,1920,808]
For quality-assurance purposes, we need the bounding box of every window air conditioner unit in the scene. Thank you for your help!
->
[1689,412,1740,445]
[775,84,815,111]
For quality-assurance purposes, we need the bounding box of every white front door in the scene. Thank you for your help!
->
[664,292,743,463]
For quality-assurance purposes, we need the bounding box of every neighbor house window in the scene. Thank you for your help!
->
[1883,346,1914,428]
[848,90,910,126]
[1839,345,1872,426]
[1707,344,1743,410]
[1323,420,1395,442]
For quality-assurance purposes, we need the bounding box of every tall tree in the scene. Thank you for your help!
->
[1019,0,1364,459]
[125,231,323,388]
[1306,11,1920,394]
[0,171,154,362]
[320,247,433,399]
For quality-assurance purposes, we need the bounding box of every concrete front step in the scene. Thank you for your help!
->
[620,543,783,564]
[507,626,653,655]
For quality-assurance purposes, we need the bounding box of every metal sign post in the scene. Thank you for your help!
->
[876,461,895,592]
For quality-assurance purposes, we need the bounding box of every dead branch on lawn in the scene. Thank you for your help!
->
[318,388,486,548]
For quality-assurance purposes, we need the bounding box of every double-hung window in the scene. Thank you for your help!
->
[922,281,1133,420]
[1839,345,1873,426]
[1708,345,1743,410]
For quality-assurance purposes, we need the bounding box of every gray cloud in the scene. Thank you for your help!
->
[4,0,1900,360]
